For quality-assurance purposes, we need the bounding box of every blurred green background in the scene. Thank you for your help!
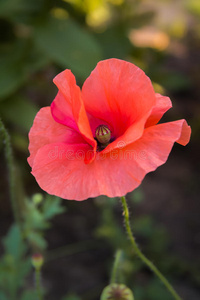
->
[0,0,200,299]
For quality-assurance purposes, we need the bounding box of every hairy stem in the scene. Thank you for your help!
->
[120,196,182,300]
[110,249,123,284]
[35,268,43,300]
[0,118,22,228]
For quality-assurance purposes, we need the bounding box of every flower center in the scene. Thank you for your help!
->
[95,125,111,146]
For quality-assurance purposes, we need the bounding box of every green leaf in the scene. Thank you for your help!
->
[0,228,31,296]
[0,292,8,300]
[0,50,26,99]
[28,231,47,250]
[42,196,65,219]
[17,258,32,285]
[25,45,50,72]
[96,26,132,59]
[3,225,26,260]
[34,16,102,79]
[0,0,45,23]
[25,200,49,230]
[20,290,36,300]
[147,279,170,300]
[0,40,48,100]
[0,96,39,131]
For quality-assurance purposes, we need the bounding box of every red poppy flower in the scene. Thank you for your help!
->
[28,59,191,200]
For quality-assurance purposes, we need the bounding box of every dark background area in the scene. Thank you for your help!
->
[0,0,200,299]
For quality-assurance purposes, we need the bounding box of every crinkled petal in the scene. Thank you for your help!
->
[31,119,191,200]
[28,107,86,167]
[82,58,156,148]
[169,119,191,146]
[102,93,172,154]
[51,92,79,132]
[100,116,150,154]
[96,119,191,197]
[52,69,96,151]
[95,120,190,197]
[145,93,172,127]
[31,143,97,200]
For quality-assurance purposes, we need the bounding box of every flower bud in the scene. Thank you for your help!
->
[32,193,43,205]
[31,253,44,270]
[100,283,134,300]
[95,125,111,145]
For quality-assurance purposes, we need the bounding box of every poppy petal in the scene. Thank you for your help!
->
[31,143,97,200]
[82,58,156,145]
[51,92,79,132]
[28,107,86,167]
[31,119,190,200]
[52,69,96,150]
[97,119,191,197]
[145,93,172,127]
[174,119,191,146]
[102,94,172,155]
[112,119,191,192]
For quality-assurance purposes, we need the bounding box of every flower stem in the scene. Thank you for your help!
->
[45,240,100,262]
[120,196,182,300]
[35,268,43,300]
[0,118,22,228]
[110,249,123,284]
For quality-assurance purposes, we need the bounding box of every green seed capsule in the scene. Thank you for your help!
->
[100,283,134,300]
[95,125,111,145]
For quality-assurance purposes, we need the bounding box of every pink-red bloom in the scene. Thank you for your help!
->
[28,59,191,200]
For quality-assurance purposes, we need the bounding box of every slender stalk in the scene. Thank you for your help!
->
[120,196,182,300]
[45,240,101,262]
[0,118,21,227]
[35,268,43,300]
[110,249,123,284]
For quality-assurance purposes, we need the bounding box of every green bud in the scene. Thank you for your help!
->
[100,283,134,300]
[95,125,111,145]
[32,193,43,205]
[31,253,44,270]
